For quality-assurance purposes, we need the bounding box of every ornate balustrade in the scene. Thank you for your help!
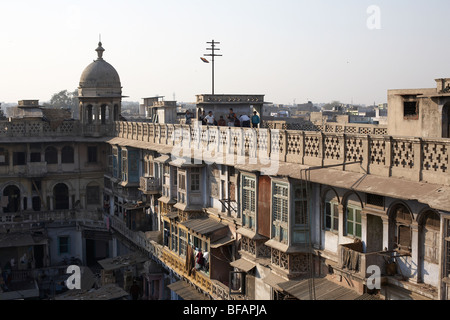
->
[113,122,450,186]
[139,176,161,194]
[0,120,81,138]
[0,210,104,231]
[264,120,388,136]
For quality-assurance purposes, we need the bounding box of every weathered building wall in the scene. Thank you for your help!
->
[254,265,272,300]
[388,87,445,138]
[47,227,83,265]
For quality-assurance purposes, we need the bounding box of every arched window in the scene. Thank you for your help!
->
[54,183,69,210]
[61,146,74,164]
[3,185,20,213]
[45,146,58,164]
[422,211,440,263]
[390,204,413,253]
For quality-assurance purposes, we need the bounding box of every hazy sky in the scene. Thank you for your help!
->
[1,0,450,106]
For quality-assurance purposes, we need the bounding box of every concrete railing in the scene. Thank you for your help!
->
[338,243,387,279]
[0,120,81,138]
[264,120,388,136]
[139,176,161,193]
[113,121,450,187]
[0,210,104,230]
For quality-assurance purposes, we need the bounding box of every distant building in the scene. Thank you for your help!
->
[141,96,177,124]
[388,78,450,138]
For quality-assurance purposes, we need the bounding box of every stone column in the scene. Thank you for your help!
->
[57,148,62,172]
[69,194,73,210]
[94,104,100,125]
[338,203,345,241]
[381,215,390,251]
[80,193,86,210]
[8,152,13,174]
[27,196,32,211]
[409,223,420,283]
[361,211,368,253]
[49,196,54,211]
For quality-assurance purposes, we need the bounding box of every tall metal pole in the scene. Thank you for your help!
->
[204,40,222,95]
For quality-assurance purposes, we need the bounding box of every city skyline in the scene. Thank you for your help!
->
[1,0,449,106]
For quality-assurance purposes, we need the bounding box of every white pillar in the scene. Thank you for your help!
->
[49,196,54,211]
[361,212,368,253]
[410,223,419,283]
[381,216,389,251]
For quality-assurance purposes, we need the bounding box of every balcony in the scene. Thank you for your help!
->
[338,242,386,280]
[27,162,48,177]
[0,120,81,141]
[113,121,450,190]
[139,176,161,194]
[0,210,104,231]
[161,249,212,294]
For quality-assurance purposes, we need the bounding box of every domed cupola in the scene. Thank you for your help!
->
[78,42,124,134]
[78,42,122,97]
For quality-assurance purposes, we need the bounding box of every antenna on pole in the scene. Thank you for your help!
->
[203,40,222,95]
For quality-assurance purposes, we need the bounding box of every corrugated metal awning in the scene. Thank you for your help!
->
[181,217,227,236]
[263,272,287,291]
[169,157,204,168]
[98,253,148,271]
[165,211,179,220]
[154,154,170,163]
[230,258,256,272]
[167,280,209,300]
[158,196,176,204]
[278,277,362,300]
[210,235,234,248]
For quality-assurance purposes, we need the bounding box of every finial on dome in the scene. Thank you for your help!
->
[96,41,105,60]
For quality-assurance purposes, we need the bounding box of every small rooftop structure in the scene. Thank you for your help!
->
[10,100,44,119]
[18,100,40,108]
[388,77,450,138]
[195,94,266,125]
[141,96,177,124]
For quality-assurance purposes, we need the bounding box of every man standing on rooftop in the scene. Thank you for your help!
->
[252,111,260,128]
[205,111,215,125]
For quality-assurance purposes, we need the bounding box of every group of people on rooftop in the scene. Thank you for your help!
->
[185,108,260,128]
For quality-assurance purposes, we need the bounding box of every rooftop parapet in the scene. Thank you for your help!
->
[196,94,265,104]
[112,121,450,189]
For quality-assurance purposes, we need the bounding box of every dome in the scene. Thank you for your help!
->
[79,42,121,89]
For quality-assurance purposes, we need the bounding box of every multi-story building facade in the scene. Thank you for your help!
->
[2,42,450,301]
